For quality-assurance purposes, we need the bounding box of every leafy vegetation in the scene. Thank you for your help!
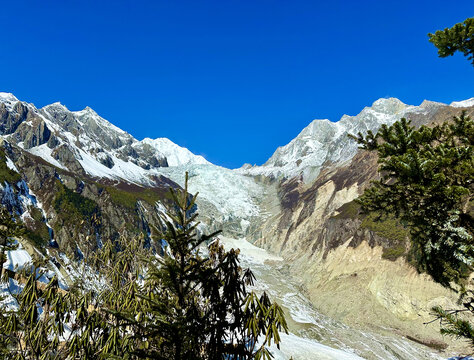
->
[360,213,409,245]
[24,227,49,249]
[53,182,99,220]
[334,201,409,261]
[103,184,165,209]
[22,207,50,249]
[354,22,474,345]
[333,200,360,219]
[350,113,473,288]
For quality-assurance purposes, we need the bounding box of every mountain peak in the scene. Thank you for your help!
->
[0,92,18,102]
[75,106,98,115]
[450,98,474,108]
[43,101,69,111]
[370,97,406,114]
[141,137,210,167]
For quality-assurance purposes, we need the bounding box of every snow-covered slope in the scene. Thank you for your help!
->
[0,92,468,235]
[450,97,474,108]
[237,98,445,182]
[158,163,264,219]
[142,137,209,166]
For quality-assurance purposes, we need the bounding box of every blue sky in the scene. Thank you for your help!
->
[1,1,472,168]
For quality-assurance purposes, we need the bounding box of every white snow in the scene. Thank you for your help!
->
[3,240,32,271]
[142,137,210,166]
[0,92,18,102]
[450,98,474,108]
[0,92,19,111]
[269,333,365,360]
[75,147,152,185]
[156,163,264,220]
[26,144,66,169]
[220,236,282,264]
[0,278,21,311]
[5,156,18,173]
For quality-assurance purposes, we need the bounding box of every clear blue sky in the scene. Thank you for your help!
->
[1,1,472,168]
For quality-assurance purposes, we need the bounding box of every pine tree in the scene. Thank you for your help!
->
[349,112,474,345]
[428,17,474,65]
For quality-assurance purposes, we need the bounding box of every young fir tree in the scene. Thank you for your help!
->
[91,173,289,359]
[349,112,474,345]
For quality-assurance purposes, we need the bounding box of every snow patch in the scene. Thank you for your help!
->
[3,240,32,271]
[5,157,19,173]
[450,98,474,108]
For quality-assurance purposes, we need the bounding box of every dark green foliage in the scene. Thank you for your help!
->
[0,148,21,185]
[103,184,164,209]
[350,112,474,346]
[23,207,49,249]
[360,212,409,245]
[24,228,49,249]
[381,244,406,261]
[431,301,474,347]
[53,182,99,221]
[333,200,360,219]
[0,260,73,359]
[0,208,24,271]
[350,114,474,288]
[334,201,409,261]
[428,17,474,65]
[0,208,26,355]
[88,173,288,359]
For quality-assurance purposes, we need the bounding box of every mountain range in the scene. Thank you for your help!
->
[1,91,473,359]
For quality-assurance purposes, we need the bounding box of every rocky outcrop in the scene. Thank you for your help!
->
[0,101,29,135]
[19,119,52,149]
[52,144,85,174]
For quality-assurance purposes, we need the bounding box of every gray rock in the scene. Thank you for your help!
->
[23,120,51,149]
[52,145,85,174]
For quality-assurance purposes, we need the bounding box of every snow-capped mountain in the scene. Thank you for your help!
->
[0,92,208,186]
[1,91,473,358]
[1,92,469,235]
[237,97,447,182]
[0,92,265,235]
[450,98,474,108]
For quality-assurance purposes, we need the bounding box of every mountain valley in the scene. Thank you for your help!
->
[1,92,474,359]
